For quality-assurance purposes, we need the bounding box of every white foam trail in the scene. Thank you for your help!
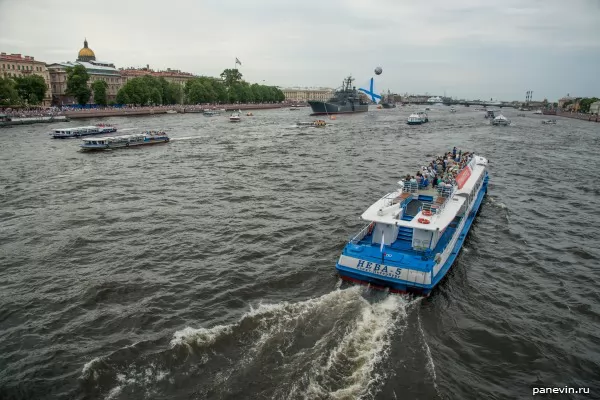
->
[119,128,136,131]
[104,385,122,400]
[296,294,411,400]
[169,136,199,141]
[81,356,102,380]
[170,324,234,348]
[417,309,438,392]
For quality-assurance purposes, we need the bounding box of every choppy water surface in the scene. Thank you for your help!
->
[1,107,599,400]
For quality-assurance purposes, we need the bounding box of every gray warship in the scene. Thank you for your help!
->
[308,76,369,115]
[381,90,396,109]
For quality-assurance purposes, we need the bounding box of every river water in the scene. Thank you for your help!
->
[1,107,599,400]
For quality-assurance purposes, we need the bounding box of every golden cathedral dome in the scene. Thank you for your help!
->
[77,39,96,61]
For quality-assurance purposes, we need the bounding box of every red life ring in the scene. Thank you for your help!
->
[422,210,432,216]
[418,218,430,224]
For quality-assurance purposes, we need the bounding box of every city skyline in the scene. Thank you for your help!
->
[1,0,599,101]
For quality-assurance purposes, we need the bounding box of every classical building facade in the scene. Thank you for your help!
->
[120,66,195,86]
[281,88,334,103]
[47,39,123,105]
[0,52,52,106]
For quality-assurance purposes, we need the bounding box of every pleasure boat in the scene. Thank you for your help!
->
[485,110,496,119]
[491,114,511,126]
[542,119,557,125]
[407,113,422,125]
[534,109,543,115]
[335,152,489,295]
[450,108,456,113]
[80,131,169,151]
[50,124,117,139]
[203,110,220,117]
[229,113,241,122]
[418,111,429,123]
[296,120,327,128]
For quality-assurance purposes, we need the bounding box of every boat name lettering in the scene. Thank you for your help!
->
[356,259,402,277]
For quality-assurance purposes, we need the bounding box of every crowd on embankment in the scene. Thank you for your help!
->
[1,103,290,119]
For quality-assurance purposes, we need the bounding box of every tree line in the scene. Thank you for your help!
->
[62,66,285,106]
[0,75,47,106]
[563,97,600,113]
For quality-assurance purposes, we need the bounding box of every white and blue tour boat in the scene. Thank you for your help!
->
[80,131,169,151]
[336,152,489,295]
[407,113,422,125]
[50,124,117,139]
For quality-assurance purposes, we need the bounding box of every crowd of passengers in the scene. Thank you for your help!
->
[403,147,474,189]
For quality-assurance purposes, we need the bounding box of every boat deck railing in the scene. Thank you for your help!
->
[350,222,373,244]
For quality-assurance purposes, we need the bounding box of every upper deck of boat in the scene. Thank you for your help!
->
[361,155,488,232]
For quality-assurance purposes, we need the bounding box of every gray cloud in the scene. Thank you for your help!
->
[1,0,598,100]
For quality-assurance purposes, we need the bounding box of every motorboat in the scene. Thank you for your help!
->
[335,152,489,295]
[80,131,169,151]
[491,114,511,126]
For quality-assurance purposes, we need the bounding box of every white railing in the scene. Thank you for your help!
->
[350,222,374,244]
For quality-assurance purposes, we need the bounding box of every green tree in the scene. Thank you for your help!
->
[0,77,21,106]
[220,69,243,87]
[66,64,91,105]
[116,89,130,105]
[14,75,47,105]
[187,81,209,104]
[91,80,108,106]
[150,87,162,105]
[578,97,600,113]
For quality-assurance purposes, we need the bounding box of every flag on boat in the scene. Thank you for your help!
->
[380,232,385,253]
[235,58,242,66]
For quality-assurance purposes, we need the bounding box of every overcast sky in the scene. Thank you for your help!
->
[1,0,599,101]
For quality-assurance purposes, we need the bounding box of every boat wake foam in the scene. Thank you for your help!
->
[81,287,425,399]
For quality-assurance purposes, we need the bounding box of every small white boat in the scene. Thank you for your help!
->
[541,119,557,125]
[50,124,117,139]
[407,113,423,125]
[491,114,511,126]
[450,108,456,113]
[229,113,241,122]
[534,109,543,115]
[80,131,169,151]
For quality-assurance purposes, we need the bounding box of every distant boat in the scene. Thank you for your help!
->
[296,120,327,128]
[534,109,543,115]
[203,110,220,117]
[381,90,396,109]
[542,119,557,124]
[50,124,117,139]
[449,108,456,113]
[485,110,496,119]
[418,111,429,123]
[491,114,511,126]
[542,109,557,115]
[229,113,241,122]
[80,131,169,151]
[166,110,177,114]
[407,113,423,125]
